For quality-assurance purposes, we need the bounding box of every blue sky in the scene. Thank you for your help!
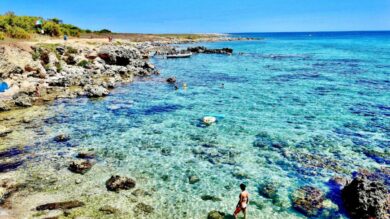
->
[1,0,390,33]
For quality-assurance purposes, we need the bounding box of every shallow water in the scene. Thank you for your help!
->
[6,32,390,218]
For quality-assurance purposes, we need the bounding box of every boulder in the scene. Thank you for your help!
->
[188,175,200,184]
[207,210,225,219]
[13,93,32,107]
[342,177,389,219]
[83,85,109,97]
[99,205,118,214]
[292,186,325,216]
[36,200,85,211]
[98,46,141,66]
[201,195,222,202]
[134,203,154,215]
[54,134,70,142]
[166,77,176,84]
[106,175,136,192]
[68,160,93,174]
[76,151,96,159]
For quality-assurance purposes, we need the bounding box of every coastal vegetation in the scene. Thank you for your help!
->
[0,12,111,40]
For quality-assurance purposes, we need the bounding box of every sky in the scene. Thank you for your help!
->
[1,0,390,33]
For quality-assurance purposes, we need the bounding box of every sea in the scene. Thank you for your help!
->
[8,31,390,218]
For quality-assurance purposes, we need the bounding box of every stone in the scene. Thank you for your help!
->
[166,77,176,84]
[68,160,93,174]
[76,151,96,159]
[0,100,11,111]
[207,210,225,219]
[133,203,154,215]
[54,134,70,142]
[188,175,200,184]
[36,200,85,211]
[187,46,233,55]
[83,85,109,97]
[13,93,32,107]
[131,188,152,197]
[0,127,12,137]
[106,175,136,192]
[342,177,389,219]
[258,183,278,199]
[201,195,222,202]
[99,205,118,214]
[329,176,349,188]
[98,46,141,66]
[292,186,325,216]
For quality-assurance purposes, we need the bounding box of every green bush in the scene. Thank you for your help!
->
[43,21,61,37]
[77,60,90,68]
[6,26,31,39]
[0,31,5,40]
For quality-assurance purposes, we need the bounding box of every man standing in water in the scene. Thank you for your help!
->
[234,183,249,219]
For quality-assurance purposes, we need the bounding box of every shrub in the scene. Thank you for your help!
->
[77,60,90,68]
[97,29,111,34]
[0,31,5,40]
[43,21,61,37]
[6,26,31,39]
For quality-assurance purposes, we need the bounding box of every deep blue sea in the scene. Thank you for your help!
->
[15,32,390,218]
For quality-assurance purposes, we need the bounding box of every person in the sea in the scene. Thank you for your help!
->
[234,183,249,219]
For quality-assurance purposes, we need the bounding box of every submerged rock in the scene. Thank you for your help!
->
[76,151,96,159]
[36,200,85,211]
[68,160,93,174]
[133,203,154,215]
[106,175,136,192]
[54,134,70,142]
[166,77,176,84]
[99,205,119,214]
[188,175,200,184]
[187,46,233,55]
[292,186,325,216]
[201,195,222,202]
[342,177,389,219]
[258,183,278,199]
[207,210,225,219]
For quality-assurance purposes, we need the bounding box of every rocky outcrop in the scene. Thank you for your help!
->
[106,175,136,192]
[36,200,85,211]
[342,177,389,219]
[98,46,141,66]
[187,46,233,55]
[13,93,32,107]
[207,210,225,219]
[83,85,109,97]
[68,160,93,174]
[292,186,325,216]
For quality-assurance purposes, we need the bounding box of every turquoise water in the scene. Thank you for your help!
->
[20,32,390,218]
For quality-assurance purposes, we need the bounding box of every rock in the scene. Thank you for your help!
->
[258,183,278,199]
[85,52,98,60]
[36,200,85,211]
[292,186,325,216]
[84,85,109,97]
[188,175,200,184]
[166,77,176,84]
[13,93,32,107]
[54,134,70,142]
[329,176,349,188]
[201,195,222,202]
[0,100,11,111]
[56,47,65,55]
[106,175,136,192]
[98,46,141,66]
[75,179,82,184]
[0,127,12,137]
[68,160,93,174]
[342,177,389,219]
[99,205,118,214]
[76,151,96,159]
[187,46,233,55]
[207,210,225,219]
[203,116,216,125]
[131,188,152,197]
[133,203,154,215]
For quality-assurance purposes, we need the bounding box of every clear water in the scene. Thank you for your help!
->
[13,32,390,218]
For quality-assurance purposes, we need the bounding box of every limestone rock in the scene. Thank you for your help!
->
[36,200,85,211]
[207,210,225,219]
[68,160,93,174]
[342,177,389,219]
[134,203,154,215]
[292,186,324,216]
[106,175,136,192]
[13,93,32,107]
[83,85,109,97]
